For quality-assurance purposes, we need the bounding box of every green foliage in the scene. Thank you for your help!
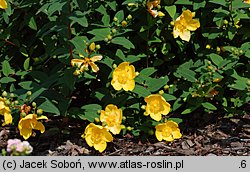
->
[0,0,249,144]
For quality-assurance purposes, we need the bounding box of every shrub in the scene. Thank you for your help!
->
[0,0,249,152]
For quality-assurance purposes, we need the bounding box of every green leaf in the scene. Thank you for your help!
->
[18,81,36,90]
[70,36,87,56]
[102,14,110,26]
[30,88,47,102]
[202,102,217,110]
[139,67,157,76]
[23,58,30,70]
[2,60,15,76]
[146,76,169,92]
[176,68,196,82]
[88,28,111,42]
[111,37,135,49]
[162,93,176,101]
[132,85,151,98]
[114,10,124,21]
[20,47,29,57]
[81,104,102,122]
[0,77,16,83]
[173,98,182,111]
[168,118,183,124]
[28,17,37,30]
[209,53,224,67]
[69,16,88,27]
[81,104,102,111]
[181,106,199,114]
[165,5,176,19]
[38,98,60,115]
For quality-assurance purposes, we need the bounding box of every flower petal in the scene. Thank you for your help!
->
[2,112,12,126]
[71,59,85,68]
[155,131,163,141]
[33,122,45,133]
[179,29,191,42]
[186,19,200,31]
[103,129,113,142]
[89,62,99,73]
[111,80,123,91]
[122,79,135,91]
[162,102,171,115]
[150,112,162,121]
[37,115,48,120]
[0,0,7,9]
[94,141,107,153]
[19,127,33,140]
[91,55,103,62]
[172,130,182,139]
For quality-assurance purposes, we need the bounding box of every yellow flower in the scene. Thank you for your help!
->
[100,104,123,135]
[0,0,7,9]
[71,54,103,74]
[82,123,113,153]
[243,0,250,4]
[18,114,48,140]
[155,121,182,142]
[144,94,171,121]
[111,62,136,91]
[0,97,12,126]
[173,10,200,42]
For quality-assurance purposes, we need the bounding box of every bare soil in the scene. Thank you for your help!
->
[1,113,249,156]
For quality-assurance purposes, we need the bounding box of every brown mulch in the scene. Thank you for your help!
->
[0,113,249,156]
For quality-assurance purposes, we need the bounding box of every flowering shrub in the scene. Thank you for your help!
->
[0,0,249,153]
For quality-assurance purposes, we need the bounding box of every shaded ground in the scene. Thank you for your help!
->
[0,112,249,156]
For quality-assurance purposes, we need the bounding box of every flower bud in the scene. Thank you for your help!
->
[95,44,101,50]
[37,109,43,115]
[206,44,211,49]
[127,14,132,20]
[113,17,118,22]
[127,126,133,131]
[107,35,113,41]
[32,102,36,107]
[112,64,117,68]
[216,47,221,53]
[94,117,100,123]
[10,93,15,98]
[26,91,32,96]
[2,91,7,97]
[111,29,117,34]
[121,20,127,27]
[135,72,140,76]
[89,42,96,51]
[20,112,26,118]
[120,125,126,129]
[164,85,169,90]
[158,90,164,95]
[158,11,165,17]
[223,19,228,25]
[104,38,109,42]
[141,105,146,110]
